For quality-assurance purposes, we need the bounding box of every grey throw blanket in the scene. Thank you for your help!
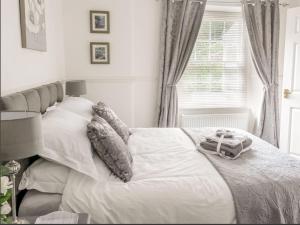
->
[182,128,300,224]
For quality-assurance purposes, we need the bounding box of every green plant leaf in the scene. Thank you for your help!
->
[0,190,12,205]
[0,165,10,177]
[0,216,12,224]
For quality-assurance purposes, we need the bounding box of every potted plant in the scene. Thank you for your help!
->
[0,165,12,224]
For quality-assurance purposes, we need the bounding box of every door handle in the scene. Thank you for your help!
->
[284,89,292,98]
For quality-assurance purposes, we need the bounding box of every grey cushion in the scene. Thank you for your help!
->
[0,93,28,111]
[93,102,130,144]
[22,89,41,112]
[55,82,64,102]
[35,86,50,114]
[87,115,133,182]
[47,84,58,106]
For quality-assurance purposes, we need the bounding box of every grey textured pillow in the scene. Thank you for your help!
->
[87,115,133,182]
[93,102,130,144]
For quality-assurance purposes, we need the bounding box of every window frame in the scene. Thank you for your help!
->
[178,10,250,110]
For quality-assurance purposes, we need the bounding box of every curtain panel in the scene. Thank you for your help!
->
[242,0,280,146]
[157,0,207,127]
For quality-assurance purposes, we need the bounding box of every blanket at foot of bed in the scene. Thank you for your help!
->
[183,128,300,224]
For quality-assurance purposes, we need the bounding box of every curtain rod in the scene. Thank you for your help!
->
[167,0,289,6]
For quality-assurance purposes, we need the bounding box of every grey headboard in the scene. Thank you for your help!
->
[0,81,64,210]
[0,81,64,113]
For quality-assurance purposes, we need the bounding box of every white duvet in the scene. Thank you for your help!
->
[60,128,236,224]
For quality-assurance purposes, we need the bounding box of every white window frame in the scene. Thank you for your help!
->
[178,8,251,111]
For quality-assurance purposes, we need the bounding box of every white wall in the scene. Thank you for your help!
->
[62,0,295,130]
[288,0,300,8]
[1,0,66,95]
[63,0,162,127]
[3,0,294,130]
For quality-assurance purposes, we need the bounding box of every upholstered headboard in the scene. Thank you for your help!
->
[0,82,64,113]
[0,81,64,210]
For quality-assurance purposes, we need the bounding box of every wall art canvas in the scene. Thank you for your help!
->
[90,11,110,33]
[20,0,47,51]
[90,42,110,64]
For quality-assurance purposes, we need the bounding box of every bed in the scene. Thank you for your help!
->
[1,81,300,224]
[61,128,236,224]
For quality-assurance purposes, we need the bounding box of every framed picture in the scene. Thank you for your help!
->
[90,11,110,33]
[90,42,110,64]
[19,0,47,51]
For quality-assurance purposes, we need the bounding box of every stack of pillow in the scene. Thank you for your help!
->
[19,97,133,199]
[87,102,133,182]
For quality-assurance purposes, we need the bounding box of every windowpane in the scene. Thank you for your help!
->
[199,22,210,40]
[178,11,246,108]
[210,42,223,61]
[211,21,224,41]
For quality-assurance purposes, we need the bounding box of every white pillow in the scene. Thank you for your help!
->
[19,159,70,194]
[40,108,99,180]
[56,97,94,120]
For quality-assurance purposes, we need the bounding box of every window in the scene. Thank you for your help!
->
[178,11,246,109]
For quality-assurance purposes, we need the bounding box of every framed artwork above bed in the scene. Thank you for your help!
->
[90,11,110,33]
[90,42,110,64]
[19,0,47,51]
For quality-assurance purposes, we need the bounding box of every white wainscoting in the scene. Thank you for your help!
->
[67,75,159,128]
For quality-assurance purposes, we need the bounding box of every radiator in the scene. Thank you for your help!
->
[180,113,249,131]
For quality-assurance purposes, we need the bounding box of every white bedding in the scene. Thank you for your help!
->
[60,128,235,224]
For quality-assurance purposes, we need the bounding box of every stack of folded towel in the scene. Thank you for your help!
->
[199,129,252,160]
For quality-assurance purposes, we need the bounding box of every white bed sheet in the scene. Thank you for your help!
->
[60,128,236,224]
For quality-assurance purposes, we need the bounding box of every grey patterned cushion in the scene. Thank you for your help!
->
[93,102,130,144]
[87,115,133,182]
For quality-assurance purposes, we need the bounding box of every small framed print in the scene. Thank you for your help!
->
[90,11,110,33]
[90,42,110,64]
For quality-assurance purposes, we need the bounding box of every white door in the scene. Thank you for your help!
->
[280,7,300,155]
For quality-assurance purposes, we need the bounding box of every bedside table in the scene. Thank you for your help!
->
[20,213,91,224]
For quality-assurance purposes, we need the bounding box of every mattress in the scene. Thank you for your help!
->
[18,190,62,217]
[60,128,236,224]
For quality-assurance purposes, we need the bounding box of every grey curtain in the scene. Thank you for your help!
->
[157,0,207,127]
[242,0,280,146]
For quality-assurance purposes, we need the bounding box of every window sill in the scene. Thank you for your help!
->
[179,107,250,115]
